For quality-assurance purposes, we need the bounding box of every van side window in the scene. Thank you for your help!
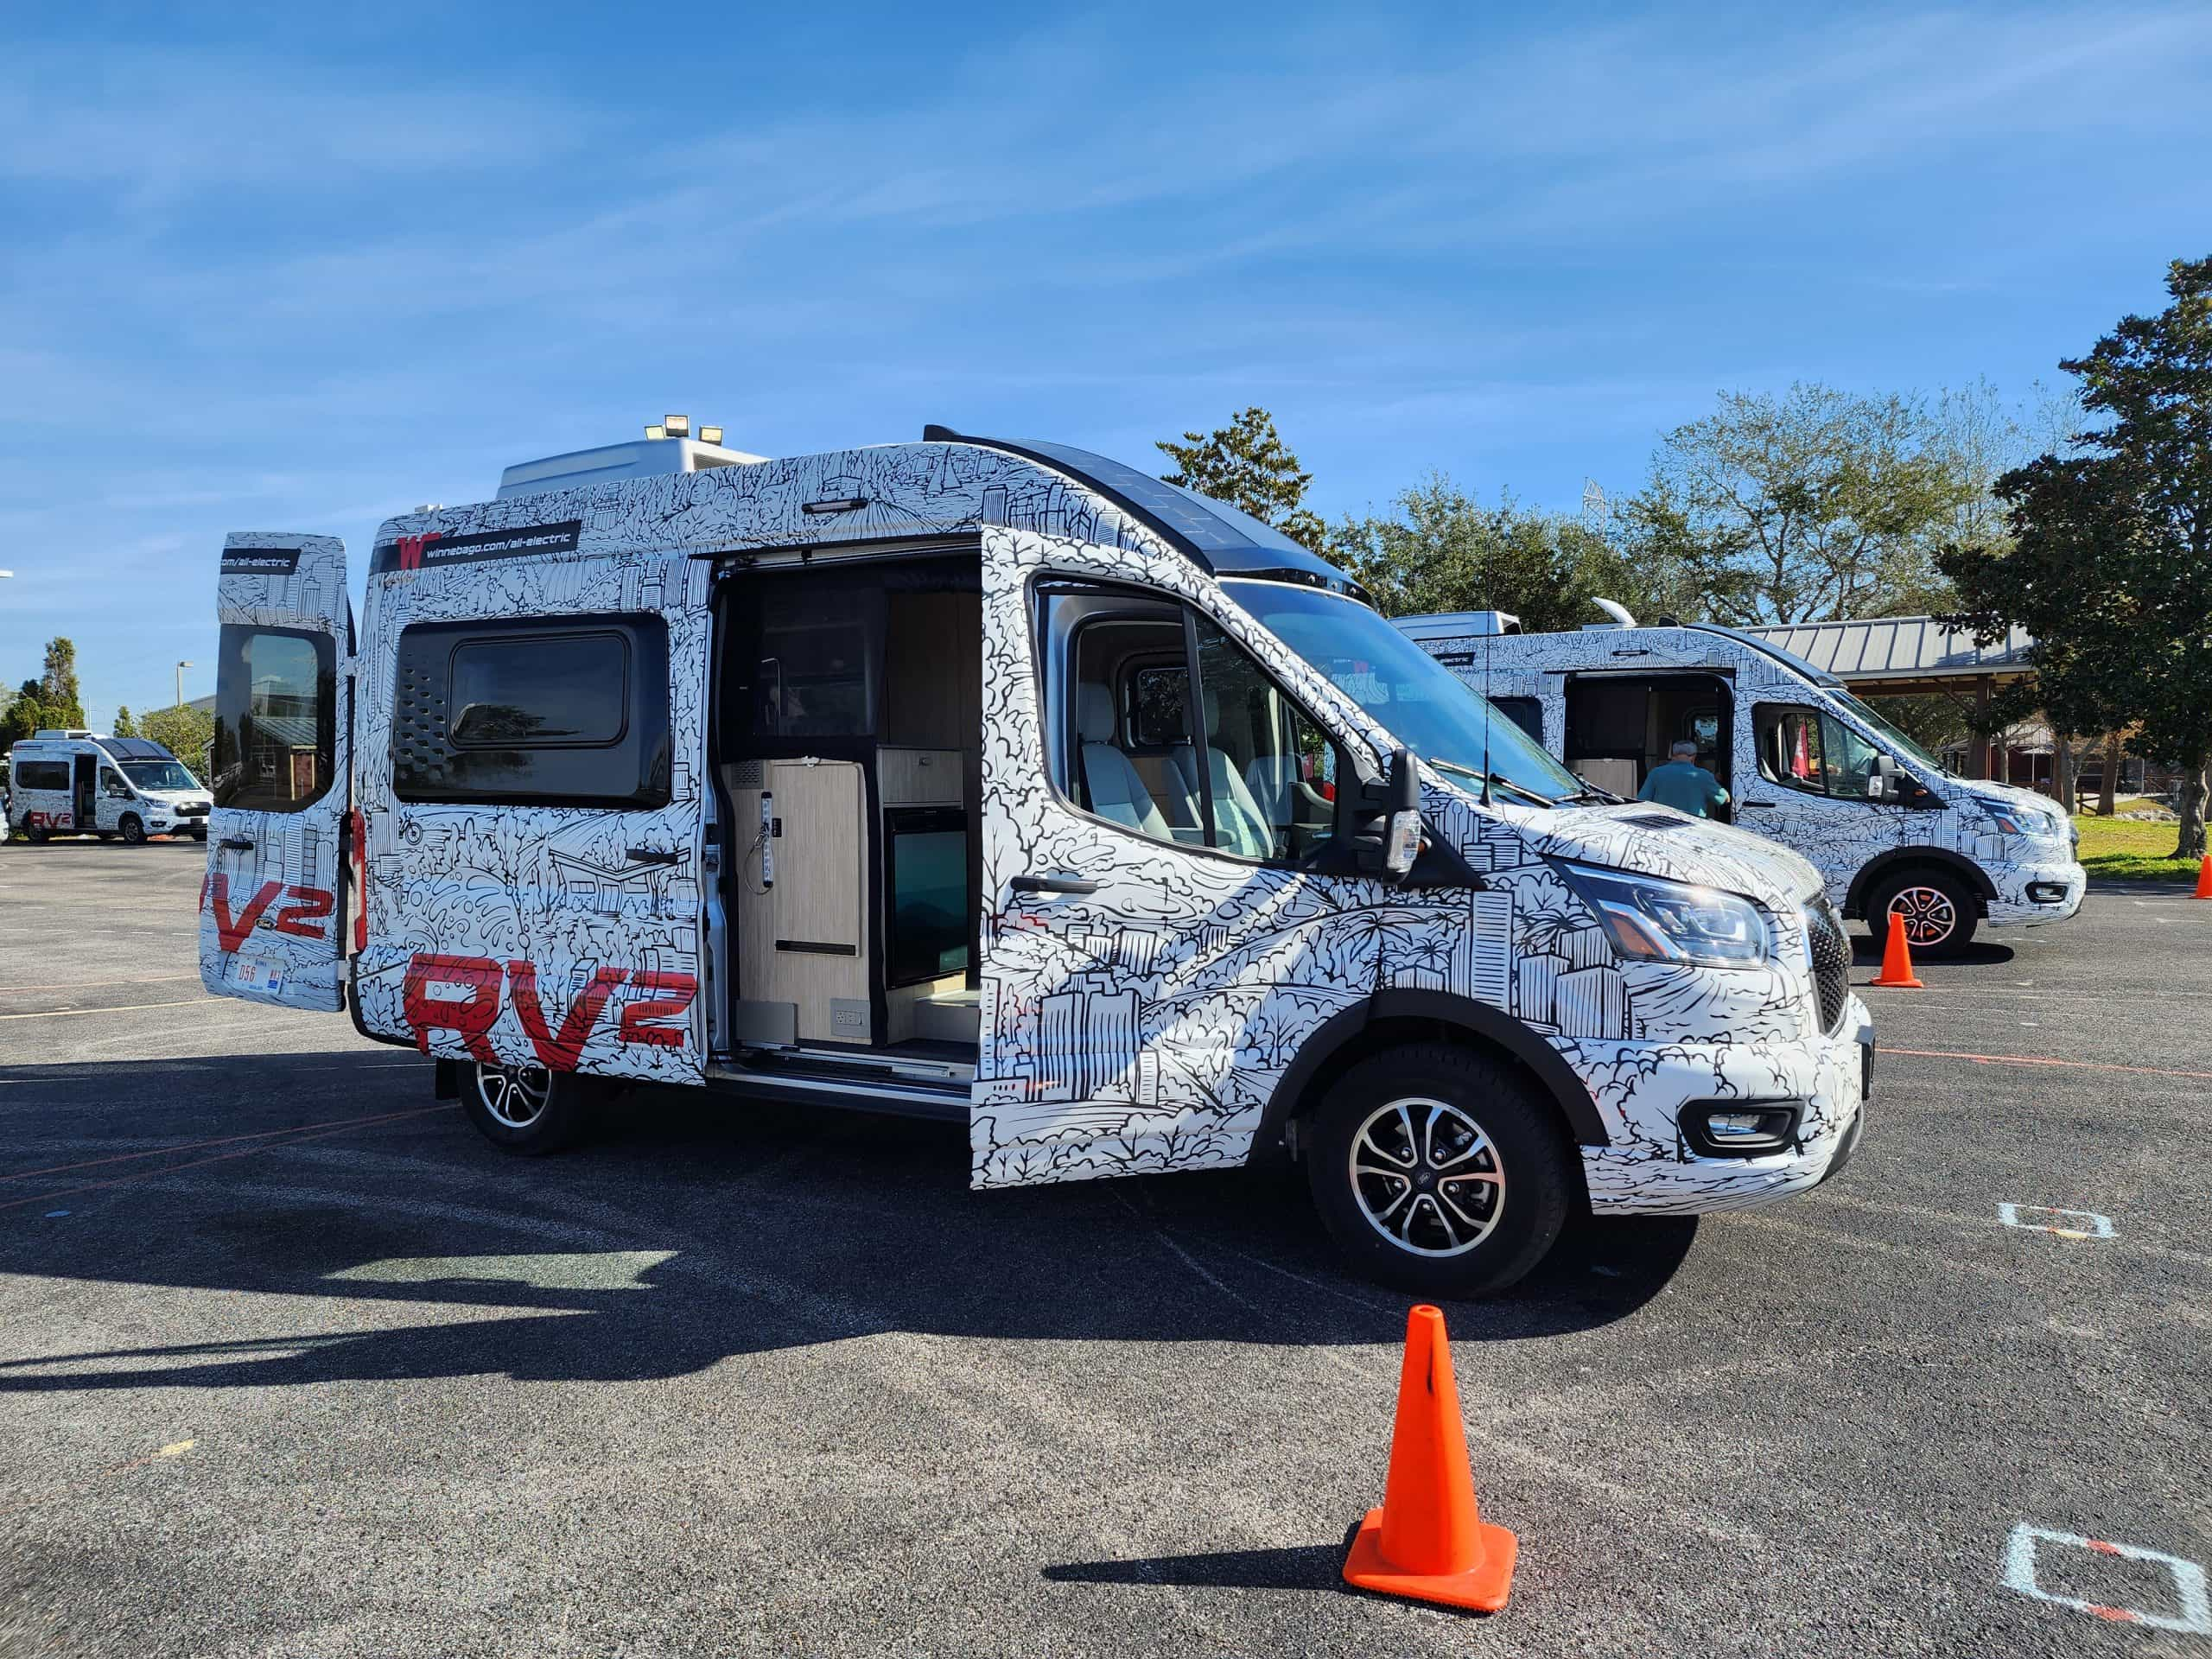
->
[1038,584,1338,864]
[213,624,336,813]
[393,614,671,808]
[15,760,69,791]
[1491,696,1543,745]
[1757,704,1883,799]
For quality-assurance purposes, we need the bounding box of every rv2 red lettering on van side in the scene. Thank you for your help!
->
[271,887,334,939]
[616,972,697,1047]
[207,875,285,953]
[402,953,504,1062]
[505,962,628,1071]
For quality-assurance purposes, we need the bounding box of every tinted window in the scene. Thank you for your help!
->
[14,760,68,791]
[1130,664,1191,747]
[754,588,880,739]
[213,625,336,812]
[394,615,670,807]
[1492,696,1543,744]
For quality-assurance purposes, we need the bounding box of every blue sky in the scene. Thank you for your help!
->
[3,2,2209,730]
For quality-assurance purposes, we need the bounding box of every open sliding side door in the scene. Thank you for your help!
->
[199,532,352,1011]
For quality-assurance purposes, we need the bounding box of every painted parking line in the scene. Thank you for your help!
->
[0,1107,446,1215]
[0,997,221,1020]
[1,1106,462,1185]
[2002,1524,2212,1634]
[0,974,201,993]
[1885,1047,2212,1084]
[1998,1203,2115,1240]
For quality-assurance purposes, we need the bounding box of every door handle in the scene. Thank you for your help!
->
[219,836,255,850]
[1011,874,1100,895]
[627,847,682,866]
[1741,800,1777,809]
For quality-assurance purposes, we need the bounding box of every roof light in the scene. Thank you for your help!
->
[644,424,667,441]
[698,425,723,446]
[663,414,690,438]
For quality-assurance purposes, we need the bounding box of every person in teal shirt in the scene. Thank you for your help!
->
[1639,740,1731,817]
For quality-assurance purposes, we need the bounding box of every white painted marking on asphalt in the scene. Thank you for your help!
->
[1999,1203,2115,1239]
[43,1210,67,1218]
[324,1251,677,1292]
[0,997,218,1020]
[2002,1523,2211,1633]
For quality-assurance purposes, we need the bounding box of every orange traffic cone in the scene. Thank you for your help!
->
[2194,855,2212,900]
[1870,912,1923,988]
[1342,1305,1516,1613]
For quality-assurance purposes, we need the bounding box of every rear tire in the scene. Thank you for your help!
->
[1304,1043,1576,1298]
[460,1061,595,1154]
[119,815,146,845]
[22,824,47,843]
[1867,868,1977,958]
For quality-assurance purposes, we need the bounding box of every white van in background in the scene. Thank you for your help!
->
[196,427,1872,1296]
[1395,608,2086,957]
[6,731,213,843]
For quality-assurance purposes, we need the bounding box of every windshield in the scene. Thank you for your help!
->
[1827,691,1950,777]
[120,760,200,791]
[1222,580,1583,804]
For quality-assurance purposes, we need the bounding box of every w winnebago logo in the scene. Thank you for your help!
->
[396,532,442,572]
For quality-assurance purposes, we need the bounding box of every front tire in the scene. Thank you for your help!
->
[460,1061,594,1154]
[118,815,146,845]
[1868,868,1976,958]
[1305,1044,1576,1298]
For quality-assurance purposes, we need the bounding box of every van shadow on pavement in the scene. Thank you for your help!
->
[0,1053,1700,1394]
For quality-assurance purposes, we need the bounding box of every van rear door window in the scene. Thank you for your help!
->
[213,625,336,812]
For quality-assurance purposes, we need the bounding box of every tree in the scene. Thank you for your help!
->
[111,705,138,738]
[1618,383,1984,625]
[1,679,47,753]
[1332,475,1669,633]
[141,703,215,776]
[1942,256,2212,858]
[39,638,86,728]
[1157,407,1327,551]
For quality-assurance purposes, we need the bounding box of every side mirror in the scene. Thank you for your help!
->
[1868,753,1900,803]
[1382,747,1423,881]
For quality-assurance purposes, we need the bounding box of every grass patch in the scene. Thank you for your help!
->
[2074,812,2203,882]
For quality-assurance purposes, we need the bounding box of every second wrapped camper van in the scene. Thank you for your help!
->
[1396,609,2087,957]
[198,429,1870,1295]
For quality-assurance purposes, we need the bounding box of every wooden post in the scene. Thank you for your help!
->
[1973,678,1993,779]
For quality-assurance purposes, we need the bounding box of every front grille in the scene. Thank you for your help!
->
[1802,899,1851,1034]
[175,802,209,817]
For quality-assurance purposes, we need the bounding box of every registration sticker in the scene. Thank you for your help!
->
[233,957,289,995]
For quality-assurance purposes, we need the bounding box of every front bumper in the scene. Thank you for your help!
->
[1985,857,2087,928]
[1575,995,1872,1216]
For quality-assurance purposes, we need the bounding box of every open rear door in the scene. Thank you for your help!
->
[199,533,352,1011]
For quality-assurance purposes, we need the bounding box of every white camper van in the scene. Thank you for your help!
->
[7,731,212,843]
[199,429,1872,1295]
[1395,609,2086,957]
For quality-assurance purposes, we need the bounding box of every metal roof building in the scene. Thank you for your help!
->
[1738,615,2034,695]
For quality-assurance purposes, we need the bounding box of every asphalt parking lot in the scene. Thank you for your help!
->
[2,838,2207,1658]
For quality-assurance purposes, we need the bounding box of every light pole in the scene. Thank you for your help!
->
[175,661,193,709]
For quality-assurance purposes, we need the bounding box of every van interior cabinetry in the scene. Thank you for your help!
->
[718,555,982,1065]
[732,759,869,1046]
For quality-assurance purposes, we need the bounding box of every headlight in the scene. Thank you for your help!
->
[1555,861,1772,969]
[1978,800,2059,838]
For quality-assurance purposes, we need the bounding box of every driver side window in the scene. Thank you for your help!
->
[101,768,133,799]
[1757,705,1882,799]
[1039,584,1340,864]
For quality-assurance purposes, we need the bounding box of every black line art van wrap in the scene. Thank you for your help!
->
[198,431,1876,1291]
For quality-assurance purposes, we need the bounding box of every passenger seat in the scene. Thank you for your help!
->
[1171,692,1275,861]
[1076,683,1174,841]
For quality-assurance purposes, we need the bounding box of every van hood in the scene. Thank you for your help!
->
[1468,796,1827,912]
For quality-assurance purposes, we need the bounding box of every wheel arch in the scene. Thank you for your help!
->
[1258,989,1609,1156]
[1844,846,1994,918]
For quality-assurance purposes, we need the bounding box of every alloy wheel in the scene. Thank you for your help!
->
[474,1062,553,1129]
[1348,1096,1506,1257]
